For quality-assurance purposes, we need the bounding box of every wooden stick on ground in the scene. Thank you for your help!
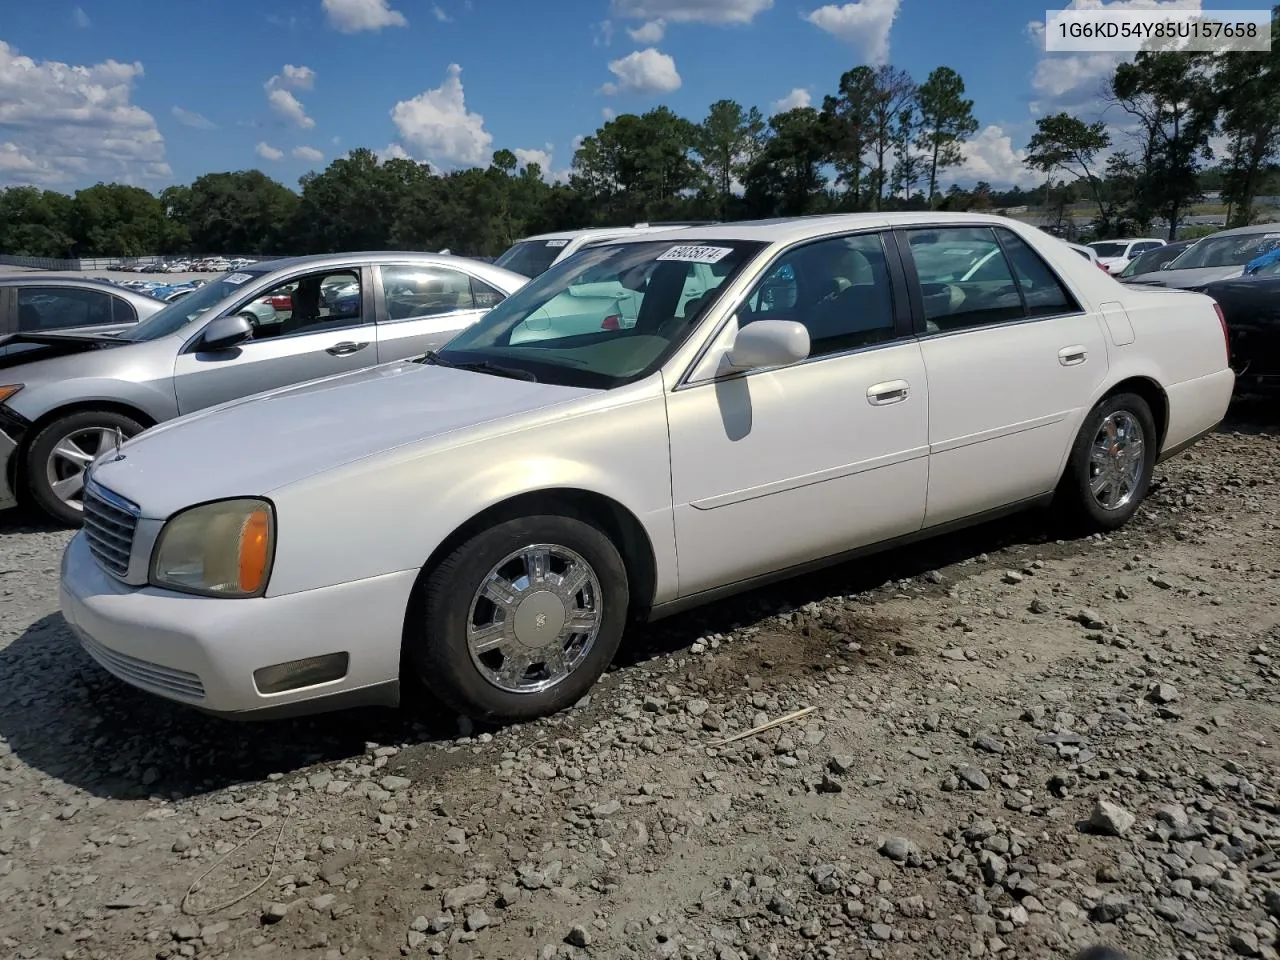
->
[708,706,816,747]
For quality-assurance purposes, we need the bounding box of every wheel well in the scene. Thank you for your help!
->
[9,401,158,492]
[417,488,659,615]
[1104,376,1169,447]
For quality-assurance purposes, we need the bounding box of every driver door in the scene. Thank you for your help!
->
[173,266,378,414]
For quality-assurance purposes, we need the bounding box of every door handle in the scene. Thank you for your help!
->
[867,380,910,405]
[326,341,369,356]
[1058,345,1087,366]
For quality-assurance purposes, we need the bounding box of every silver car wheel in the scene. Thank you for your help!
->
[45,427,121,511]
[1088,411,1145,512]
[466,543,603,695]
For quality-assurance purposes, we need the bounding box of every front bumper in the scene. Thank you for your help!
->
[58,533,417,718]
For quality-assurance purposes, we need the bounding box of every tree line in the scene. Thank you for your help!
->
[2,8,1278,260]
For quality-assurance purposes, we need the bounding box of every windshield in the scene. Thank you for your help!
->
[1089,241,1128,258]
[115,270,268,341]
[493,239,568,278]
[1168,231,1280,270]
[1120,243,1184,278]
[437,239,767,388]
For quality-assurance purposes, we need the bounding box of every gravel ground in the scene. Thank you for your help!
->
[0,402,1277,960]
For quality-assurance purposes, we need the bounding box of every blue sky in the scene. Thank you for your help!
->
[0,0,1258,193]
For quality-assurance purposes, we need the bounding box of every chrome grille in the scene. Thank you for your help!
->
[78,631,206,701]
[82,480,139,579]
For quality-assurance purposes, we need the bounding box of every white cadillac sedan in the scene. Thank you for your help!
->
[59,214,1235,723]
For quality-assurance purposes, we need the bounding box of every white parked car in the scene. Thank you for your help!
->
[493,222,713,278]
[59,213,1234,723]
[1088,238,1166,274]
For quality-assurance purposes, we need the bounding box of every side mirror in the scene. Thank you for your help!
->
[200,313,253,351]
[725,319,810,371]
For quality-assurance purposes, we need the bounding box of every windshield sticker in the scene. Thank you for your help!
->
[1264,233,1280,239]
[545,239,569,248]
[224,273,252,285]
[657,245,734,264]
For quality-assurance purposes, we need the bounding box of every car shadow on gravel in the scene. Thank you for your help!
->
[1221,394,1279,434]
[0,503,1077,801]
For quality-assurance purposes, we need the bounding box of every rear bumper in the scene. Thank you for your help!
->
[1158,367,1235,463]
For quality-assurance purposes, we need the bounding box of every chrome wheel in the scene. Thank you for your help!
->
[1088,411,1145,512]
[466,543,603,695]
[45,427,121,511]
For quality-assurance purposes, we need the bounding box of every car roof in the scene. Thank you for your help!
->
[516,223,711,243]
[235,250,528,285]
[1200,221,1280,238]
[600,212,1059,248]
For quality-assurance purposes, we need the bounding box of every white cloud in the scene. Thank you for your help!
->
[280,64,316,89]
[514,146,553,172]
[610,0,772,25]
[593,20,615,46]
[804,0,900,65]
[71,6,91,28]
[948,125,1041,189]
[571,134,586,153]
[265,65,316,129]
[432,4,452,21]
[389,63,493,168]
[378,142,411,162]
[1029,0,1203,115]
[599,48,682,95]
[321,0,407,32]
[256,142,284,161]
[171,106,216,130]
[628,19,666,42]
[0,40,169,187]
[602,107,617,120]
[292,145,325,162]
[770,88,811,114]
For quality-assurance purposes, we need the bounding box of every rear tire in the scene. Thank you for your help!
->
[407,514,629,722]
[1057,392,1157,532]
[25,410,145,527]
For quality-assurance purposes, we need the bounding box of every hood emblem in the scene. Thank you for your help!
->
[111,426,126,463]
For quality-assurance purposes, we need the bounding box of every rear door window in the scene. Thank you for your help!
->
[16,287,114,331]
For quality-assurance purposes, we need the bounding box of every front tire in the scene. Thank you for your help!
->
[1058,392,1157,532]
[407,515,630,722]
[25,410,145,526]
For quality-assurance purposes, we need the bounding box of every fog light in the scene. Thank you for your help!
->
[253,652,349,694]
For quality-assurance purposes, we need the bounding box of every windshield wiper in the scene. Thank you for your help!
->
[416,350,456,367]
[453,360,538,382]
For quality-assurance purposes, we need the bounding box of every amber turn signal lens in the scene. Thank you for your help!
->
[238,509,271,594]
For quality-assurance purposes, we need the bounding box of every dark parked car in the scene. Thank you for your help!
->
[1201,264,1280,394]
[0,275,163,356]
[1116,239,1195,280]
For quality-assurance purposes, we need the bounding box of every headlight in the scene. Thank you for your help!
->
[150,498,274,598]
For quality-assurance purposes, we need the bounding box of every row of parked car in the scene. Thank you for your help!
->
[35,210,1237,725]
[119,257,260,274]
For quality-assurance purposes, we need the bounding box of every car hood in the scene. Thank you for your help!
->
[87,360,598,519]
[1125,265,1245,288]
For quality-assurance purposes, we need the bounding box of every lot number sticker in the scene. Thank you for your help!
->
[657,245,734,264]
[224,272,253,284]
[545,239,569,248]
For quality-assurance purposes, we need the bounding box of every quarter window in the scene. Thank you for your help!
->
[381,265,477,320]
[743,233,897,358]
[470,276,508,310]
[16,287,114,331]
[995,229,1079,318]
[111,296,138,324]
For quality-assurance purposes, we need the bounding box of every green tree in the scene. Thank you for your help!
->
[570,108,699,223]
[289,148,409,253]
[823,66,876,208]
[1025,113,1112,222]
[1212,6,1280,226]
[866,65,916,210]
[173,171,298,255]
[0,187,75,257]
[693,99,765,219]
[1110,49,1218,239]
[888,105,923,203]
[69,183,178,257]
[915,67,978,208]
[742,107,834,217]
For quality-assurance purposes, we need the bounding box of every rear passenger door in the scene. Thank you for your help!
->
[897,225,1110,527]
[374,263,509,363]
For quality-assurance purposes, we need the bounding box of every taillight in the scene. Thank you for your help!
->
[1213,302,1230,362]
[1096,261,1109,272]
[601,315,620,331]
